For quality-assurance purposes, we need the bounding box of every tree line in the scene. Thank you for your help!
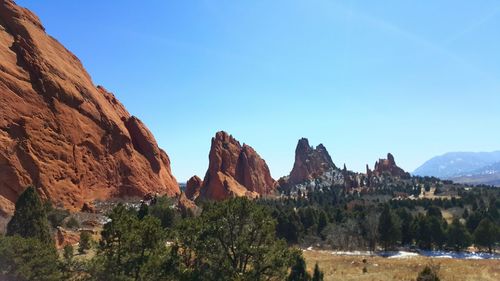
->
[259,186,500,253]
[0,186,325,281]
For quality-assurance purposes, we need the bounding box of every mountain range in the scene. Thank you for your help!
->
[413,151,500,186]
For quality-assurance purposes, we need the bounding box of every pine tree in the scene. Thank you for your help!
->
[0,236,61,281]
[447,218,471,251]
[473,218,498,253]
[378,204,400,251]
[7,186,53,244]
[78,231,92,254]
[137,201,149,220]
[312,263,324,281]
[287,253,311,281]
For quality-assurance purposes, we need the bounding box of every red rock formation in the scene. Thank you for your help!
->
[55,227,80,249]
[373,153,407,178]
[185,175,202,200]
[200,131,275,200]
[0,0,179,216]
[177,192,201,216]
[289,138,336,184]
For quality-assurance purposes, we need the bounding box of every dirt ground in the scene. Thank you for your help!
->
[303,250,500,281]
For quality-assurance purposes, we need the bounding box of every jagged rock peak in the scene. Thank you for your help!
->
[373,153,407,178]
[185,175,203,201]
[199,131,275,201]
[289,138,336,184]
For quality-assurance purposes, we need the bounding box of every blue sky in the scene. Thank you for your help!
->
[17,0,500,182]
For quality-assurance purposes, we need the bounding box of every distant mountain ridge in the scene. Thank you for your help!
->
[413,151,500,186]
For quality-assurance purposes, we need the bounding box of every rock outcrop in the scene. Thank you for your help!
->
[289,138,336,184]
[373,153,408,178]
[0,0,179,216]
[185,175,202,201]
[199,131,275,201]
[177,192,201,216]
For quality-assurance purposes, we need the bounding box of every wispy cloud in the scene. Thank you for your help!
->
[322,0,495,81]
[443,5,500,45]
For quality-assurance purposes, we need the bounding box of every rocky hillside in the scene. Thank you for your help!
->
[0,0,179,216]
[195,131,275,201]
[289,138,336,184]
[278,138,409,192]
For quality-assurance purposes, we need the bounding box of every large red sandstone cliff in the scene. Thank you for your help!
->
[0,0,179,216]
[199,131,275,201]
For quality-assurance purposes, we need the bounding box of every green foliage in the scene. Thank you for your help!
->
[7,186,53,244]
[148,196,177,229]
[473,218,499,253]
[61,244,75,279]
[312,263,324,281]
[416,265,440,281]
[137,202,149,220]
[287,253,311,281]
[45,203,70,228]
[78,231,92,254]
[427,216,446,249]
[378,204,400,251]
[88,204,167,281]
[64,244,74,261]
[66,216,80,229]
[174,197,295,281]
[446,219,471,251]
[0,235,61,281]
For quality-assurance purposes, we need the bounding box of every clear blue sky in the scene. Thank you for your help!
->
[17,0,500,182]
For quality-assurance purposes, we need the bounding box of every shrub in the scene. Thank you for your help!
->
[78,231,92,254]
[417,265,440,281]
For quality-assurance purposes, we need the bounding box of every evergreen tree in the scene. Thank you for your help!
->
[473,218,498,253]
[413,215,432,249]
[378,204,400,251]
[173,198,295,281]
[0,236,61,281]
[446,219,471,251]
[287,253,311,281]
[312,263,324,281]
[397,208,413,245]
[137,201,149,220]
[148,196,177,228]
[78,231,92,254]
[428,216,446,249]
[89,205,167,280]
[317,210,328,237]
[6,186,53,244]
[61,244,74,279]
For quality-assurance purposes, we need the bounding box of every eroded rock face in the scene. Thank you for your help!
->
[177,192,201,216]
[55,227,80,249]
[373,153,408,178]
[199,131,275,201]
[0,0,179,216]
[289,138,336,184]
[185,175,202,201]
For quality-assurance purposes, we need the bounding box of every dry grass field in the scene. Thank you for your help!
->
[303,250,500,281]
